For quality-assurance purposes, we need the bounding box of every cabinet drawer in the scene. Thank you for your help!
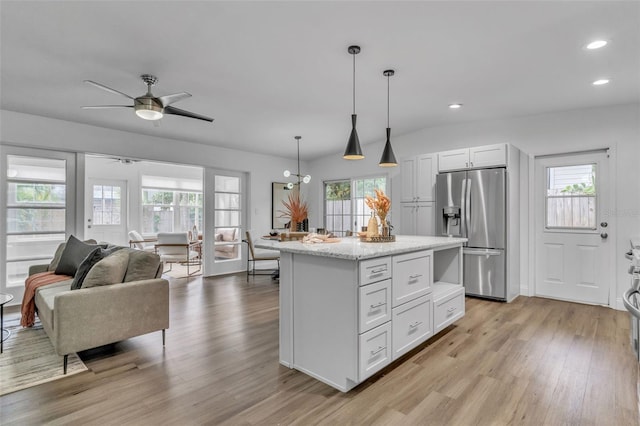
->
[434,286,465,333]
[359,322,392,381]
[359,279,391,333]
[392,250,432,307]
[391,294,433,360]
[360,257,392,286]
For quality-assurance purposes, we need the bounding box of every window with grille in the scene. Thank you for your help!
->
[323,176,388,236]
[545,164,596,229]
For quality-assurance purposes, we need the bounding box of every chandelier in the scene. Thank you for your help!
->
[283,136,311,189]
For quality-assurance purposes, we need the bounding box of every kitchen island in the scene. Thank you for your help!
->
[255,235,467,392]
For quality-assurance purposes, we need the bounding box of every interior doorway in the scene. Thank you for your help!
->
[534,150,612,305]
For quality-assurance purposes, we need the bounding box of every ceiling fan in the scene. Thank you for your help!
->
[82,74,214,123]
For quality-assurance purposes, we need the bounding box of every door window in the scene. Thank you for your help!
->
[545,164,596,230]
[92,184,121,225]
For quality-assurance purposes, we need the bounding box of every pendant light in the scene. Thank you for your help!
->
[379,69,398,167]
[283,136,311,189]
[343,45,364,160]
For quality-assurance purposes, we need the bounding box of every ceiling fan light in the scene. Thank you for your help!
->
[135,104,163,120]
[344,114,364,160]
[379,128,397,167]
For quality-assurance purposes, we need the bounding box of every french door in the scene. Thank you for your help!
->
[85,179,127,246]
[534,151,612,305]
[1,146,76,303]
[203,169,246,276]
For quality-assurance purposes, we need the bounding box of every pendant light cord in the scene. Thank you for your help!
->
[352,52,356,115]
[387,73,390,128]
[297,138,301,186]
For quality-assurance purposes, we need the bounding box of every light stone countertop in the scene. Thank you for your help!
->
[254,235,467,260]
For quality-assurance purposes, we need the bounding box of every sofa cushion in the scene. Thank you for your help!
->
[34,280,72,328]
[123,249,162,282]
[220,228,236,242]
[83,249,130,288]
[48,239,98,272]
[55,235,105,277]
[70,246,124,290]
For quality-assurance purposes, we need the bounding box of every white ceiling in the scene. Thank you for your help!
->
[1,1,638,161]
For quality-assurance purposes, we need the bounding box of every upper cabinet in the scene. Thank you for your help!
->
[438,144,507,172]
[400,154,436,202]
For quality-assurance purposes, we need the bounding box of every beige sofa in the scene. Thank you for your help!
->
[29,247,169,373]
[214,228,240,259]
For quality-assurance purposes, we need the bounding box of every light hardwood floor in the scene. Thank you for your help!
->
[1,273,638,425]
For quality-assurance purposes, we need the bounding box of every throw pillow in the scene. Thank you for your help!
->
[70,246,124,290]
[48,238,98,272]
[82,249,130,288]
[48,242,67,271]
[55,235,104,277]
[123,249,162,282]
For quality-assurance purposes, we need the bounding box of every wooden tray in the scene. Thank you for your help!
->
[359,235,396,243]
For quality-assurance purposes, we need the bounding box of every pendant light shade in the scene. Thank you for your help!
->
[379,128,397,167]
[343,45,364,160]
[379,69,397,167]
[344,114,363,159]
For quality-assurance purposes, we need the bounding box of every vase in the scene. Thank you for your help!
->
[290,220,297,233]
[366,213,379,238]
[381,222,390,237]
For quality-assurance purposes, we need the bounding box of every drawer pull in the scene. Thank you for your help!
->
[409,321,423,329]
[370,267,387,274]
[409,274,423,279]
[446,307,457,317]
[370,346,386,356]
[370,301,386,309]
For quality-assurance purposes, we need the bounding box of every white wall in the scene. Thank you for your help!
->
[0,110,311,241]
[308,103,640,308]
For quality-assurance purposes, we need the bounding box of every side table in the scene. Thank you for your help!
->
[1,293,14,353]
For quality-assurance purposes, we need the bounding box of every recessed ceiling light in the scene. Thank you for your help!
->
[592,79,610,86]
[586,40,608,50]
[449,103,463,109]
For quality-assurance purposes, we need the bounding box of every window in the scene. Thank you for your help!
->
[5,154,69,289]
[324,180,351,237]
[323,176,388,236]
[141,189,203,234]
[546,164,596,229]
[213,175,241,262]
[92,184,121,225]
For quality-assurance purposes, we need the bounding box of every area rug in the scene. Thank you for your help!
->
[162,262,202,279]
[0,320,87,396]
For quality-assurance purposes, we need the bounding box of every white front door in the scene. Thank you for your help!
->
[534,151,612,305]
[85,179,127,246]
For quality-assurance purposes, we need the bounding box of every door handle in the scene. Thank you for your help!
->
[463,248,503,256]
[600,232,608,239]
[600,222,608,228]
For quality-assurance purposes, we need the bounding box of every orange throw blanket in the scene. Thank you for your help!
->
[20,271,72,327]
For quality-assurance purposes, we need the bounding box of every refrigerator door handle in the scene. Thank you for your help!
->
[460,178,467,238]
[463,248,503,256]
[464,177,471,237]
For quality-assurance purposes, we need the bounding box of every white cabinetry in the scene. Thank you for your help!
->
[400,203,434,236]
[401,154,436,236]
[275,239,466,392]
[438,144,507,172]
[400,154,436,202]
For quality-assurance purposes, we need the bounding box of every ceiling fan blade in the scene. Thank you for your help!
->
[84,80,134,100]
[158,92,192,107]
[81,105,133,109]
[164,105,214,123]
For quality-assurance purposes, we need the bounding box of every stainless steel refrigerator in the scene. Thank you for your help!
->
[435,168,507,300]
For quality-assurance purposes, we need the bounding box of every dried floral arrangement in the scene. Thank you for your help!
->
[365,188,391,222]
[278,190,309,225]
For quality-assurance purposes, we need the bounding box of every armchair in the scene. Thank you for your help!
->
[155,232,201,276]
